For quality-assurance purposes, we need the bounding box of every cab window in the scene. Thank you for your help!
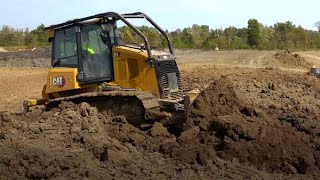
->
[53,27,78,66]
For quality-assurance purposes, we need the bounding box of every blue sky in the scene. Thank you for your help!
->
[0,0,319,31]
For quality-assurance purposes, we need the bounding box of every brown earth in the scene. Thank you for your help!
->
[273,49,312,68]
[0,48,51,68]
[1,49,320,179]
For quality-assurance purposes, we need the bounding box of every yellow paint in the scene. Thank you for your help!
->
[25,99,38,106]
[112,46,160,97]
[42,46,160,99]
[45,67,80,94]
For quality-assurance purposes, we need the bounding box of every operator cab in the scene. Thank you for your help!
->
[51,18,121,83]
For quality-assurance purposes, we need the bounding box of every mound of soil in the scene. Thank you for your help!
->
[273,50,312,68]
[1,76,320,179]
[188,76,320,174]
[0,102,266,179]
[0,48,51,60]
[0,49,51,68]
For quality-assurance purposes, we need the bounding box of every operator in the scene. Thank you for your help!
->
[81,32,98,78]
[82,41,96,55]
[82,33,96,55]
[86,46,95,55]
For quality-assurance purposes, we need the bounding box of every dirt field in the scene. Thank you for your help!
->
[1,49,320,179]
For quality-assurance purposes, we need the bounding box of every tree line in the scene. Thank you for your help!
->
[1,19,320,50]
[0,24,48,47]
[119,19,320,50]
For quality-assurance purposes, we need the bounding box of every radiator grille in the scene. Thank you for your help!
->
[158,60,183,100]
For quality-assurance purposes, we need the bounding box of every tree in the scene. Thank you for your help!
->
[181,28,194,48]
[170,28,187,48]
[118,26,135,43]
[306,30,320,49]
[24,33,37,47]
[30,24,49,46]
[190,24,210,48]
[272,21,296,49]
[247,19,261,48]
[223,26,238,49]
[203,30,218,49]
[139,26,161,47]
[293,25,308,50]
[259,25,274,49]
[314,21,320,32]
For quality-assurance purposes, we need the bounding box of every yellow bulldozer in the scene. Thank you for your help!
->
[23,12,199,128]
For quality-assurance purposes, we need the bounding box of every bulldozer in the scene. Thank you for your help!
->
[23,12,199,128]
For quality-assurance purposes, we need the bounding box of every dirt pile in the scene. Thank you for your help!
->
[0,102,178,179]
[0,102,265,179]
[188,76,320,174]
[1,76,320,179]
[0,48,51,67]
[188,76,244,118]
[273,50,312,68]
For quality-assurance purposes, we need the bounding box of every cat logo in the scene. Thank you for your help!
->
[52,76,65,87]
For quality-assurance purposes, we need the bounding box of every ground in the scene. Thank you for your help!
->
[0,48,320,179]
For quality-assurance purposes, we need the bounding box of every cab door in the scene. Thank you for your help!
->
[78,24,114,83]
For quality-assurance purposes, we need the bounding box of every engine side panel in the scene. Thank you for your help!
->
[112,46,160,97]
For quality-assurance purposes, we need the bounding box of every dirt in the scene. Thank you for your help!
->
[176,49,314,70]
[1,101,317,179]
[187,75,320,174]
[0,102,278,179]
[0,48,51,68]
[273,50,313,68]
[0,67,47,112]
[1,49,320,179]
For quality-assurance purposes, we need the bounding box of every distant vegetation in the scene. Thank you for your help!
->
[0,24,49,48]
[120,19,320,51]
[1,19,320,50]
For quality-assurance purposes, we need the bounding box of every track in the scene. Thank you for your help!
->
[46,91,168,127]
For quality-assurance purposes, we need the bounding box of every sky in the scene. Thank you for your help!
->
[0,0,319,31]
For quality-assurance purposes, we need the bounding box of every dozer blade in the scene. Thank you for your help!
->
[183,89,201,127]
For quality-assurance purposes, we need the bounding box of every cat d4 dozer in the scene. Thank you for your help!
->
[23,12,199,128]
